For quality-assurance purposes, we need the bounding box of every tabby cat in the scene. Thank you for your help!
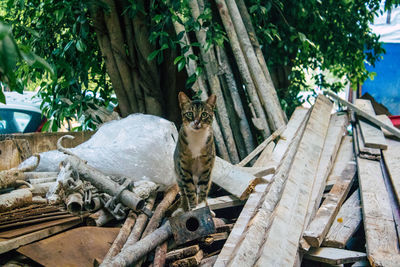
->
[174,92,216,215]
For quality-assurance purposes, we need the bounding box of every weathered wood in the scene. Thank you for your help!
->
[325,90,400,139]
[225,0,287,131]
[102,211,137,263]
[357,157,400,266]
[323,189,362,248]
[215,107,309,267]
[153,241,168,267]
[253,95,333,267]
[199,255,218,267]
[0,188,32,212]
[212,157,261,200]
[382,138,400,207]
[207,195,244,211]
[237,126,285,167]
[354,123,381,160]
[377,114,397,138]
[166,245,200,263]
[304,113,348,227]
[0,218,81,254]
[304,247,367,265]
[215,0,271,138]
[303,161,356,247]
[253,141,275,167]
[172,250,204,267]
[355,99,387,149]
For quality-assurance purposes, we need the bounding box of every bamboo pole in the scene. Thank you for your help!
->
[189,0,240,163]
[217,46,256,156]
[225,0,287,131]
[215,0,271,138]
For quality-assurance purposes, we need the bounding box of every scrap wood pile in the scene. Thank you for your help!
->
[1,91,400,267]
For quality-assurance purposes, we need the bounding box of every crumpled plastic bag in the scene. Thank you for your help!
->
[20,114,179,189]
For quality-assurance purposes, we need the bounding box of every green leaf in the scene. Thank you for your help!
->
[173,55,183,65]
[160,43,169,50]
[64,40,74,52]
[147,49,159,61]
[76,40,86,52]
[0,91,5,104]
[177,59,185,72]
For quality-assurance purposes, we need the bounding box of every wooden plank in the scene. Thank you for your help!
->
[304,247,367,265]
[324,90,400,139]
[303,161,356,247]
[303,113,348,234]
[322,189,362,248]
[382,138,400,206]
[355,99,387,149]
[171,250,204,267]
[355,123,381,160]
[253,141,275,167]
[376,114,396,138]
[215,107,309,267]
[207,195,245,211]
[253,95,332,267]
[357,157,400,266]
[0,218,81,254]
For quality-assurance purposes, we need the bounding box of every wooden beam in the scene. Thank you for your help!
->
[237,126,285,167]
[171,250,204,267]
[166,245,200,263]
[357,157,400,266]
[207,195,245,211]
[382,138,400,206]
[354,123,380,160]
[253,141,275,167]
[253,95,332,267]
[376,114,397,138]
[303,160,356,247]
[304,247,367,265]
[355,99,387,149]
[322,189,362,248]
[324,90,400,139]
[215,107,309,267]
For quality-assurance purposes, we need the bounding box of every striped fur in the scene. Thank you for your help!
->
[174,92,216,212]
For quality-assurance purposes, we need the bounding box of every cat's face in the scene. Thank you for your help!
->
[178,92,216,131]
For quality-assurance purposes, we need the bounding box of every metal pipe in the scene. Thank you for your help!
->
[66,192,84,214]
[28,177,57,184]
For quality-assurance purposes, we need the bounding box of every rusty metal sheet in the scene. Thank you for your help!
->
[18,226,119,267]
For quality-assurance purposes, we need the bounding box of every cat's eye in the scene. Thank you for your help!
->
[201,112,208,119]
[185,112,194,119]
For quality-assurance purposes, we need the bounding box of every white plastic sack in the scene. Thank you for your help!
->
[20,114,179,189]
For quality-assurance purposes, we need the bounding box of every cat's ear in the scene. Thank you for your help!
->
[206,94,216,109]
[178,92,191,108]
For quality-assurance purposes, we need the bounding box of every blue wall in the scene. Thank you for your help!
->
[363,43,400,115]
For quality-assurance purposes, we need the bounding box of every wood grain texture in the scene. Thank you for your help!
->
[304,247,367,265]
[376,114,396,138]
[355,123,381,160]
[322,189,362,248]
[215,107,309,267]
[357,157,400,266]
[253,94,333,267]
[355,99,387,149]
[253,141,275,167]
[303,159,356,247]
[382,138,400,207]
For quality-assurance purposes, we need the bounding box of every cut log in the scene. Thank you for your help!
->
[324,90,400,139]
[215,107,309,267]
[0,188,32,213]
[172,250,204,267]
[303,161,356,247]
[304,247,367,265]
[322,189,362,248]
[253,94,333,267]
[357,157,400,266]
[382,138,400,207]
[355,99,387,149]
[166,245,200,263]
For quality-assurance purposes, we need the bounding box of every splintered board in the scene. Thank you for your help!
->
[355,99,387,150]
[357,157,400,266]
[305,247,367,265]
[323,189,362,248]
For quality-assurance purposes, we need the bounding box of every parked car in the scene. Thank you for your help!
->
[0,91,46,134]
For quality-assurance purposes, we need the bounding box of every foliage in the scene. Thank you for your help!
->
[0,21,53,103]
[246,0,386,115]
[0,0,115,131]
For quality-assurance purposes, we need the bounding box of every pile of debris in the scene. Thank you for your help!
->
[1,92,400,266]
